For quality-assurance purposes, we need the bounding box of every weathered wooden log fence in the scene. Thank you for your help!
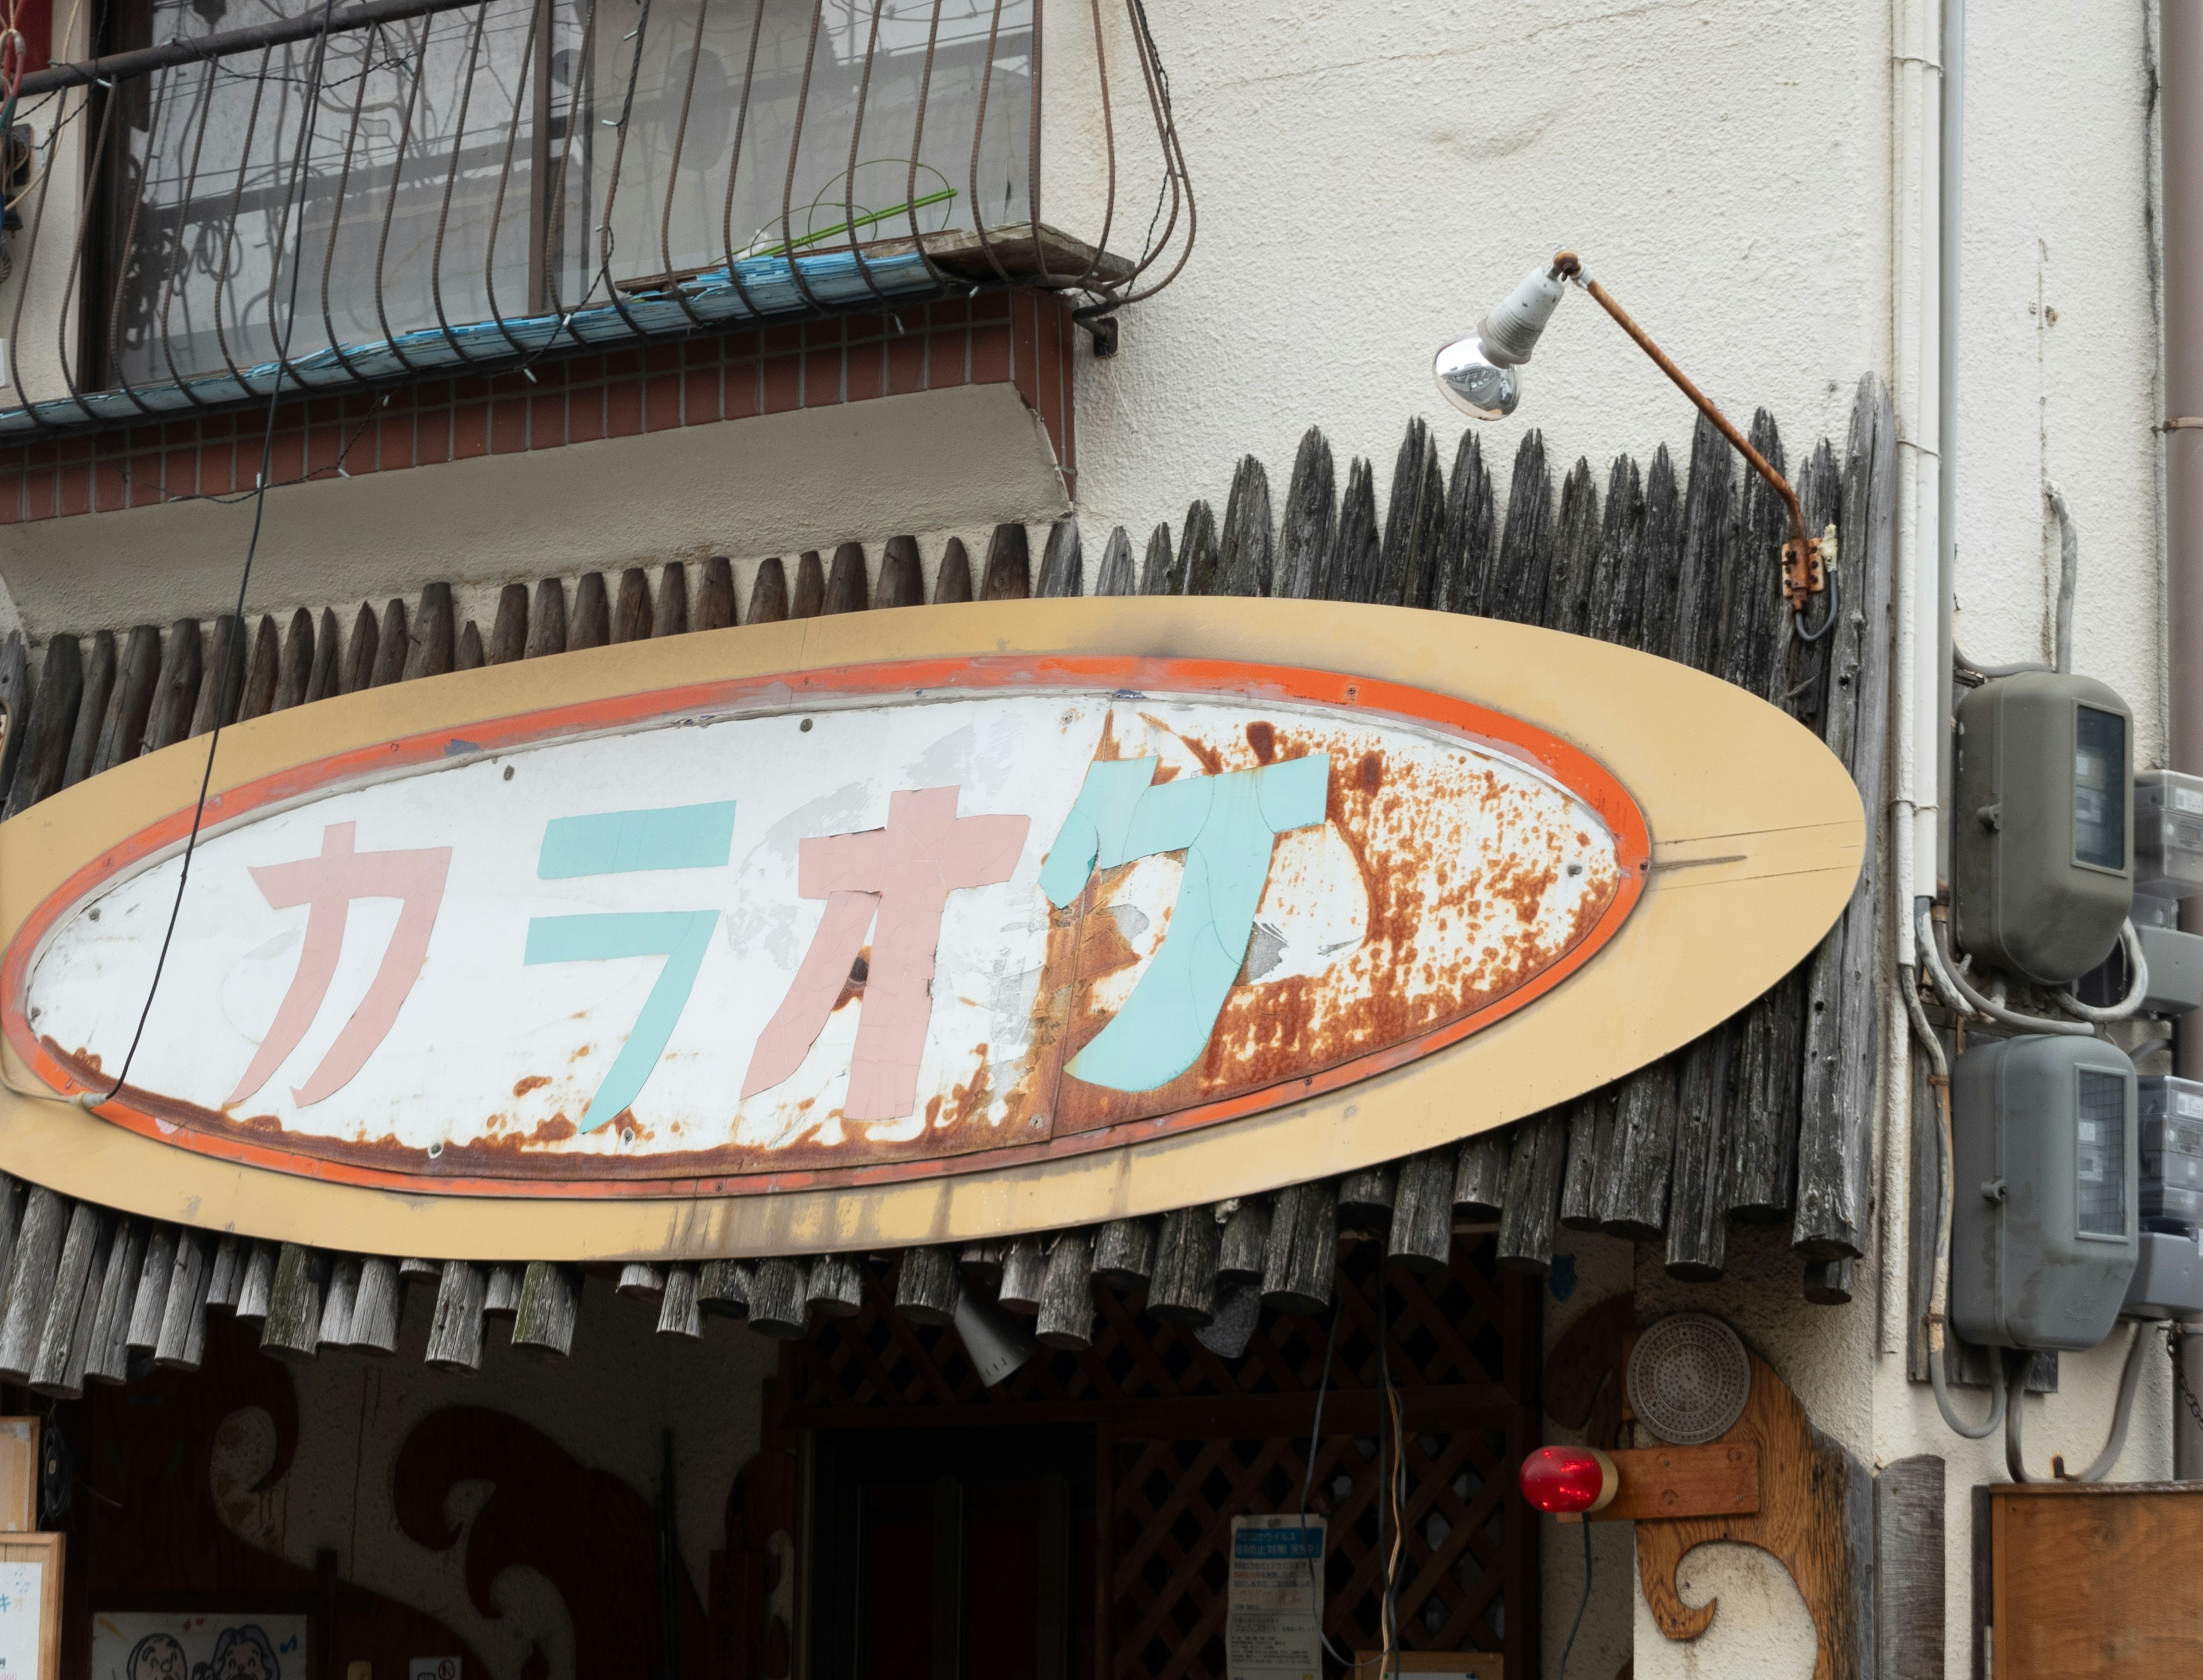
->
[0,375,1894,1386]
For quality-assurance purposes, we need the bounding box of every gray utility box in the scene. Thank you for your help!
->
[2075,920,2203,1017]
[1955,671,2133,984]
[1953,1034,2138,1351]
[2141,1075,2203,1231]
[2124,1229,2203,1319]
[2135,769,2203,897]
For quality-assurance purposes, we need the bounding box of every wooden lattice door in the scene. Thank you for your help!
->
[782,1235,1539,1680]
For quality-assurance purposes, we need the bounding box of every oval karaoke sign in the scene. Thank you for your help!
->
[9,654,1647,1196]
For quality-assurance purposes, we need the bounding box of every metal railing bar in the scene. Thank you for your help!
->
[1025,0,1045,282]
[154,62,229,407]
[7,88,80,437]
[964,0,1014,289]
[653,0,716,332]
[370,11,435,374]
[207,46,279,394]
[897,0,953,291]
[425,0,499,363]
[316,21,386,380]
[479,0,551,357]
[837,0,897,312]
[1110,0,1191,305]
[588,0,663,342]
[539,0,602,328]
[776,0,832,315]
[100,63,181,421]
[712,0,769,319]
[49,84,129,430]
[259,9,345,407]
[19,0,487,99]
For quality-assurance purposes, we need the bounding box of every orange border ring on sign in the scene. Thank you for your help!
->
[2,654,1650,1199]
[0,600,1862,1261]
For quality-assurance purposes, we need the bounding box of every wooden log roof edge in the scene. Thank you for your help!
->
[0,376,1895,1384]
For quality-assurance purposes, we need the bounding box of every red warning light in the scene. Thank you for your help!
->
[1519,1445,1617,1515]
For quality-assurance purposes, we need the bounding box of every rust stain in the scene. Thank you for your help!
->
[1357,750,1383,794]
[832,947,871,1013]
[512,1074,550,1098]
[1245,720,1277,763]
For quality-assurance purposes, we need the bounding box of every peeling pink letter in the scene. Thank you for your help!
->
[227,822,453,1108]
[743,787,1029,1121]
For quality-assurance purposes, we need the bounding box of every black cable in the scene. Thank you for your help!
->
[1376,1265,1403,1674]
[93,0,338,1109]
[1558,1511,1593,1678]
[1295,1296,1353,1671]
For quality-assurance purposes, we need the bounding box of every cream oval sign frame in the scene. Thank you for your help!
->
[0,601,1862,1261]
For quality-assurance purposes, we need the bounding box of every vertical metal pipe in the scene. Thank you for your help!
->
[2162,0,2203,1479]
[1936,0,1963,895]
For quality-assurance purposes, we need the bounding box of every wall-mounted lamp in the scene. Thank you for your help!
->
[1435,252,1829,622]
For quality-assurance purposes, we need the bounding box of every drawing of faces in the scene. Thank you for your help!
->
[126,1632,189,1680]
[208,1625,279,1680]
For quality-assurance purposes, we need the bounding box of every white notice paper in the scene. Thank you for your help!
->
[1226,1514,1323,1680]
[0,1561,41,1680]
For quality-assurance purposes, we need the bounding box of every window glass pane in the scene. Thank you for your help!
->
[2076,1068,2127,1240]
[2074,704,2126,871]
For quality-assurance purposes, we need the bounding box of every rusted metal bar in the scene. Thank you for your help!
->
[1558,252,1823,609]
[18,0,484,95]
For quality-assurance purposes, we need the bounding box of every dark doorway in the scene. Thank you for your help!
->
[810,1425,1096,1680]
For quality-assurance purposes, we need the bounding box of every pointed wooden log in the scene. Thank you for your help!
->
[657,1265,702,1338]
[790,551,826,617]
[1037,518,1083,597]
[1633,445,1684,660]
[980,524,1031,598]
[339,603,379,693]
[526,578,567,658]
[1139,523,1180,594]
[877,535,924,607]
[456,623,485,670]
[823,542,869,614]
[0,1177,25,1301]
[60,629,114,790]
[368,598,408,687]
[513,1261,582,1355]
[205,1234,243,1311]
[1377,420,1445,608]
[1496,1110,1568,1274]
[1276,428,1337,601]
[1336,1165,1397,1232]
[1093,526,1137,596]
[1804,1257,1855,1305]
[696,557,737,629]
[617,1262,665,1300]
[1489,432,1556,626]
[403,582,456,679]
[488,584,530,663]
[1218,457,1274,597]
[1665,1036,1733,1281]
[273,608,314,710]
[1598,1066,1679,1241]
[234,1239,278,1324]
[1092,1218,1157,1290]
[305,608,342,701]
[1437,431,1494,615]
[483,1263,524,1317]
[698,1259,752,1318]
[0,1187,67,1380]
[1324,459,1379,602]
[653,561,690,635]
[998,1237,1047,1315]
[569,573,610,649]
[932,537,973,603]
[0,635,27,804]
[1178,501,1219,594]
[748,1258,811,1339]
[92,625,162,772]
[1544,458,1601,638]
[1260,1180,1337,1314]
[236,615,279,720]
[141,619,203,750]
[317,1255,360,1347]
[1217,1199,1271,1284]
[1034,1231,1096,1351]
[188,615,246,736]
[126,1224,177,1348]
[1559,1092,1616,1232]
[1147,1206,1220,1327]
[748,558,790,623]
[894,1247,962,1326]
[610,567,655,641]
[7,633,81,815]
[85,1218,146,1384]
[1387,1149,1455,1273]
[807,1253,864,1317]
[424,1259,486,1372]
[28,1200,106,1396]
[259,1242,325,1364]
[1454,1133,1511,1222]
[1579,456,1644,647]
[345,1256,402,1354]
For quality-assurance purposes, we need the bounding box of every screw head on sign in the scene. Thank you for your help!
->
[1518,1445,1618,1515]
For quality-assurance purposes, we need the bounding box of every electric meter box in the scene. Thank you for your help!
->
[1952,1034,2138,1351]
[2140,1075,2203,1231]
[2124,1229,2203,1319]
[2075,921,2203,1017]
[1954,672,2133,984]
[2135,770,2203,897]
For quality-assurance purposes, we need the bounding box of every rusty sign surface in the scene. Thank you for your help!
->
[7,656,1644,1197]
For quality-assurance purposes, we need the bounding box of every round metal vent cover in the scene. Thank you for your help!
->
[1626,1313,1751,1445]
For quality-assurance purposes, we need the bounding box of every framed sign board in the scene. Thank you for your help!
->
[0,1533,61,1680]
[90,1596,314,1680]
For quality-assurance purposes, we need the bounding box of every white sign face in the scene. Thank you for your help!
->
[91,1611,309,1680]
[1226,1514,1323,1680]
[0,1561,38,1680]
[23,680,1632,1191]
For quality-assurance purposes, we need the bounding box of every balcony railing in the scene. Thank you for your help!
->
[0,0,1190,437]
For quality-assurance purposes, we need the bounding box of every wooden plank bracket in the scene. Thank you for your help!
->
[1563,1440,1760,1524]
